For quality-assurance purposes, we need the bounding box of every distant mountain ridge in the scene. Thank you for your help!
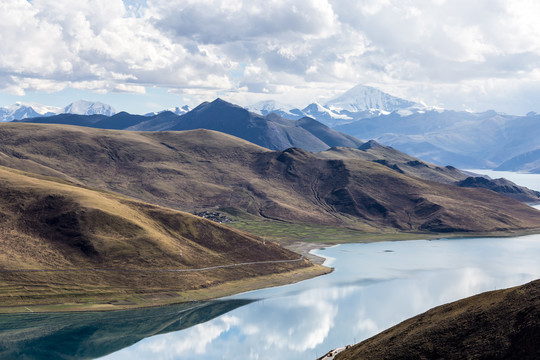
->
[144,105,191,117]
[245,85,424,127]
[19,98,364,152]
[0,102,61,122]
[335,109,540,170]
[325,84,421,113]
[0,100,116,121]
[6,83,540,172]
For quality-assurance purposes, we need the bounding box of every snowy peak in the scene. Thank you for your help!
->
[246,100,299,118]
[302,102,352,120]
[169,105,191,116]
[1,100,117,121]
[63,100,116,116]
[325,84,420,113]
[145,105,192,117]
[0,102,61,122]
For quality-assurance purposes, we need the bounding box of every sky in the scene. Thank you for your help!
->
[2,0,540,114]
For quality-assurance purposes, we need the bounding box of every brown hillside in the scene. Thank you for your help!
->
[318,142,540,203]
[0,123,539,233]
[0,166,320,309]
[334,279,540,360]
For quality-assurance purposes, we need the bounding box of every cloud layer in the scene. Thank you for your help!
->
[2,0,540,112]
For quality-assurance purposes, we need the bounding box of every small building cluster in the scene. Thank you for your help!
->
[194,211,233,224]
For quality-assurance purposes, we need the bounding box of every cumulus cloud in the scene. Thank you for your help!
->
[2,0,540,112]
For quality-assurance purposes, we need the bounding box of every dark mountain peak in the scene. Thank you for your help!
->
[155,110,176,116]
[295,116,329,129]
[358,139,385,150]
[191,101,211,112]
[187,98,252,119]
[207,98,245,110]
[113,111,131,116]
[211,97,228,105]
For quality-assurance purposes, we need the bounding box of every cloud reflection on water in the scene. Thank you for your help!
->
[101,235,540,360]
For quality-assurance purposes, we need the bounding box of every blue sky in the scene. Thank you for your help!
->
[2,0,540,114]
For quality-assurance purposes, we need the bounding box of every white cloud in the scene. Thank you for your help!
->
[2,0,540,113]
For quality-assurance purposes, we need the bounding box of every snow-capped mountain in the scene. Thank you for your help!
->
[168,105,191,116]
[245,100,301,118]
[1,100,117,121]
[63,100,116,116]
[244,85,426,127]
[0,102,61,122]
[145,105,192,117]
[300,102,353,127]
[325,84,421,113]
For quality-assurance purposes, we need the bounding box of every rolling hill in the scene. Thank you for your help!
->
[1,123,539,235]
[333,279,540,360]
[317,140,540,203]
[0,165,322,310]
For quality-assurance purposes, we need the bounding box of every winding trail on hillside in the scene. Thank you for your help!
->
[0,256,305,274]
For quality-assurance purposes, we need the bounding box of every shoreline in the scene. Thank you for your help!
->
[0,264,331,314]
[2,228,540,314]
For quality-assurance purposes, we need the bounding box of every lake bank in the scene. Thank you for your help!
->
[3,224,540,314]
[0,263,331,314]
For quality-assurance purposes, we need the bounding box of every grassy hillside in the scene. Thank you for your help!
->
[334,279,540,360]
[0,166,325,311]
[1,123,540,236]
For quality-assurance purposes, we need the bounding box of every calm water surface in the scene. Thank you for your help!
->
[98,235,540,360]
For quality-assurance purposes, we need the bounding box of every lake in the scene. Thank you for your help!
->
[1,170,540,360]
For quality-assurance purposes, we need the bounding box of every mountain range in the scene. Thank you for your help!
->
[0,100,116,121]
[334,109,540,171]
[13,97,540,202]
[4,83,540,172]
[2,99,540,311]
[248,92,540,172]
[17,98,364,152]
[246,84,422,127]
